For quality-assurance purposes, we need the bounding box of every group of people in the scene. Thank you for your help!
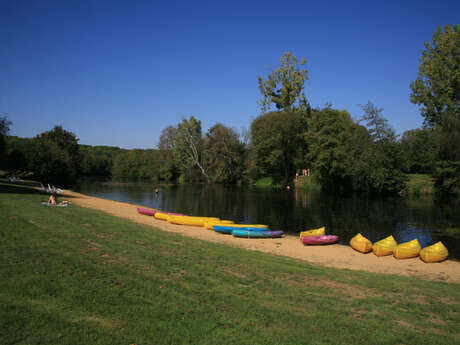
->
[295,168,311,180]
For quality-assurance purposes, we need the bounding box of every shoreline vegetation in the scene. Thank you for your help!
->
[1,182,459,344]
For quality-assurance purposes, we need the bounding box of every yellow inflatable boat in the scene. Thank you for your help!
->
[168,215,220,227]
[420,241,448,263]
[372,235,397,256]
[350,233,373,253]
[204,220,235,230]
[393,238,421,259]
[299,226,325,239]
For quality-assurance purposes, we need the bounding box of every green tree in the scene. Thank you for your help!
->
[250,111,306,184]
[0,116,12,168]
[174,117,209,182]
[410,24,460,195]
[257,52,309,114]
[400,128,439,173]
[202,124,245,184]
[359,101,396,142]
[157,126,179,182]
[410,24,459,128]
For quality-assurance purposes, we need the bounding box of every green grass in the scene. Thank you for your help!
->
[1,182,459,345]
[405,174,435,196]
[253,177,281,188]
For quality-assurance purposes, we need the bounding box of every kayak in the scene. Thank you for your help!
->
[299,226,325,238]
[420,241,448,263]
[213,225,269,234]
[204,220,235,230]
[301,235,338,245]
[372,235,397,256]
[137,207,156,216]
[168,215,220,227]
[350,233,373,253]
[154,211,185,221]
[393,238,421,259]
[232,230,283,238]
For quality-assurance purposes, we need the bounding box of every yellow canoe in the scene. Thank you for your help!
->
[420,241,448,263]
[154,212,171,221]
[168,215,220,227]
[204,220,235,230]
[372,235,397,256]
[350,233,372,253]
[299,226,325,239]
[214,224,268,229]
[393,238,421,259]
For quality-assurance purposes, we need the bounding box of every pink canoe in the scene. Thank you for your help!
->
[301,235,339,245]
[137,207,157,216]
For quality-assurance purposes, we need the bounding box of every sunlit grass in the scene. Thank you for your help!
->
[1,182,459,344]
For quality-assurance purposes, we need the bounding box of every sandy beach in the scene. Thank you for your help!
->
[64,190,460,284]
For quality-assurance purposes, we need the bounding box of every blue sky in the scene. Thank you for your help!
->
[1,0,459,148]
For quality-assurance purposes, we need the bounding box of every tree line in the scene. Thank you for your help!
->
[0,25,458,195]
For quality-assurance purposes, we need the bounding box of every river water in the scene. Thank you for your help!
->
[77,181,460,260]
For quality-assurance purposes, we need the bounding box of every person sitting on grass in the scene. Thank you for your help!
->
[47,193,57,205]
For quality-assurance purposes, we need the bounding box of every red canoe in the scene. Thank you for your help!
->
[301,235,339,245]
[137,207,157,216]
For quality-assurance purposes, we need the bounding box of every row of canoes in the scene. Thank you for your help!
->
[350,233,448,263]
[136,207,284,238]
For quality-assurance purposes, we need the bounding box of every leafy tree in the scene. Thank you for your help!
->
[174,117,209,182]
[157,126,179,182]
[257,52,309,114]
[410,24,460,195]
[0,116,12,168]
[79,145,120,177]
[359,101,396,142]
[250,111,306,184]
[400,128,439,173]
[112,149,162,180]
[410,24,459,128]
[202,124,246,184]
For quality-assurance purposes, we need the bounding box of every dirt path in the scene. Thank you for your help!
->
[64,190,460,284]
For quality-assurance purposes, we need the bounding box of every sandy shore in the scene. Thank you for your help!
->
[63,190,460,284]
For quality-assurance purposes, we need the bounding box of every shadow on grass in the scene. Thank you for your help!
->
[0,182,45,195]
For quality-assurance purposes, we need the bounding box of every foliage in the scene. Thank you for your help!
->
[359,101,396,142]
[400,128,439,173]
[202,124,246,184]
[112,149,162,180]
[174,117,208,182]
[410,24,459,129]
[79,145,121,177]
[433,160,460,196]
[257,52,309,114]
[0,116,12,168]
[249,111,307,184]
[157,126,179,182]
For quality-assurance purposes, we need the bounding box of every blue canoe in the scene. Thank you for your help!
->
[232,230,284,238]
[213,225,269,234]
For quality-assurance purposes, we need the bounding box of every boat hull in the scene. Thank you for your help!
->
[137,207,156,216]
[393,239,421,259]
[214,225,269,234]
[169,215,220,227]
[372,235,397,256]
[301,235,338,245]
[420,241,448,263]
[350,233,373,253]
[299,226,325,238]
[232,230,283,238]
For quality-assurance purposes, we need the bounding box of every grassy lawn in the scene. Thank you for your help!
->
[1,182,459,344]
[405,174,435,195]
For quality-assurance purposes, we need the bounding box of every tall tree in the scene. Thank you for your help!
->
[359,101,396,142]
[157,126,179,182]
[202,124,245,184]
[257,52,309,114]
[0,116,12,168]
[410,24,460,195]
[410,24,459,129]
[174,117,209,182]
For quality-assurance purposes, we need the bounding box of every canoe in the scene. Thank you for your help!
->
[393,238,421,259]
[154,211,185,221]
[204,220,235,230]
[168,215,220,227]
[213,225,269,234]
[301,235,338,245]
[372,235,397,256]
[137,207,156,216]
[299,226,325,239]
[350,233,373,253]
[232,230,283,238]
[420,241,448,263]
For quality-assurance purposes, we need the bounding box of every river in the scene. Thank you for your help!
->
[77,180,460,260]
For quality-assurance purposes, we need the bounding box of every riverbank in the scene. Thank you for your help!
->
[64,189,460,283]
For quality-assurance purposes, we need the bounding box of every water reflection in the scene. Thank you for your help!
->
[77,180,460,260]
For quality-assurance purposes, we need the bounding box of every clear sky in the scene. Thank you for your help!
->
[1,0,459,148]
